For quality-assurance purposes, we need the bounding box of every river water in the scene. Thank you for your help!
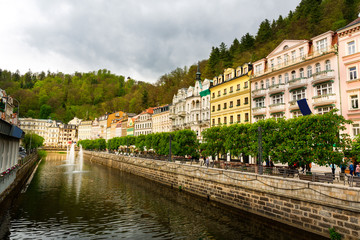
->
[0,153,326,240]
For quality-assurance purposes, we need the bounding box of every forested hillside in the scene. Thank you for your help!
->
[0,0,359,123]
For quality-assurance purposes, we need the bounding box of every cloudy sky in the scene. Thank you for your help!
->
[0,0,301,83]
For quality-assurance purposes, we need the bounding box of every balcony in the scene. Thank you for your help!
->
[289,100,300,110]
[169,113,176,119]
[252,107,266,115]
[288,78,308,90]
[268,84,285,95]
[312,94,336,107]
[252,89,266,97]
[178,111,186,117]
[269,103,286,113]
[311,70,335,85]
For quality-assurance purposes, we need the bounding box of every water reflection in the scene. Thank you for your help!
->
[1,153,326,240]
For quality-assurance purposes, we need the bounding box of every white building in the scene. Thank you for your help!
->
[78,120,93,141]
[152,105,172,133]
[134,108,154,136]
[19,118,52,141]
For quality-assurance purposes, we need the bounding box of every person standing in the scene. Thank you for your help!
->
[349,163,354,176]
[356,164,360,177]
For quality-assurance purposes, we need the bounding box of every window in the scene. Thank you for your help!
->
[285,73,289,83]
[230,86,233,93]
[230,115,233,124]
[272,113,284,120]
[277,56,282,66]
[325,60,331,71]
[316,38,327,52]
[230,101,233,108]
[244,67,247,73]
[218,90,221,96]
[218,118,221,124]
[307,66,313,78]
[348,41,356,55]
[300,47,305,58]
[353,124,360,136]
[292,111,302,118]
[212,106,215,112]
[244,97,249,104]
[316,82,332,96]
[244,81,248,88]
[299,68,304,78]
[255,82,258,90]
[224,88,227,95]
[291,70,296,80]
[271,77,275,86]
[271,59,275,69]
[224,117,227,124]
[278,75,282,84]
[245,113,249,122]
[291,51,296,62]
[217,104,220,111]
[237,99,241,106]
[237,114,241,122]
[236,69,241,76]
[223,103,227,109]
[351,95,359,109]
[255,64,262,74]
[255,98,265,108]
[317,106,333,115]
[237,84,240,90]
[254,115,265,122]
[292,88,306,101]
[266,79,269,88]
[261,81,264,89]
[272,94,283,104]
[284,54,289,65]
[349,67,358,80]
[315,63,321,73]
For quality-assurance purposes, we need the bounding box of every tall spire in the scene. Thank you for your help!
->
[196,61,201,81]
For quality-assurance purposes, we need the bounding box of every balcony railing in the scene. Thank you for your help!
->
[268,84,285,94]
[252,107,266,115]
[311,70,335,85]
[269,103,286,112]
[288,77,307,89]
[252,89,266,97]
[312,94,336,106]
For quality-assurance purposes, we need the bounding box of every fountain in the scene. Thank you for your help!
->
[78,145,83,172]
[68,144,75,165]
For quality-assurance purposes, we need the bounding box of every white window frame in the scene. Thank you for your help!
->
[350,95,359,109]
[272,113,284,120]
[254,98,265,108]
[292,88,306,101]
[325,60,331,71]
[285,73,289,83]
[292,110,302,118]
[291,51,296,62]
[316,38,327,53]
[278,75,282,84]
[348,41,356,55]
[349,66,358,80]
[299,68,304,78]
[272,94,284,105]
[353,123,360,137]
[316,82,332,96]
[317,106,333,115]
[315,63,321,73]
[299,47,305,58]
[254,115,265,122]
[307,66,313,78]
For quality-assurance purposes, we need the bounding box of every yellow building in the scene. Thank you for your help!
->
[210,63,252,126]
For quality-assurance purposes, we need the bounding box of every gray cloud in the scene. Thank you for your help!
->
[0,0,301,82]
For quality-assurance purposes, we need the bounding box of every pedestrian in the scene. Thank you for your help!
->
[206,156,209,168]
[349,163,354,176]
[270,160,274,167]
[356,164,360,177]
[330,163,336,175]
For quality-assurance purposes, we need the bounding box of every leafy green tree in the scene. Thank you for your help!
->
[22,133,44,151]
[39,104,52,119]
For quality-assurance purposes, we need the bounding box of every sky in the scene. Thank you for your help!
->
[0,0,301,83]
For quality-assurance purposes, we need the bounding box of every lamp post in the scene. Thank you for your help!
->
[258,126,263,175]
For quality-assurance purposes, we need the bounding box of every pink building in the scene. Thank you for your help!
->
[251,31,340,122]
[338,18,360,138]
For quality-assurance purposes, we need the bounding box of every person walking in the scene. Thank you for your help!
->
[356,164,360,177]
[349,163,354,176]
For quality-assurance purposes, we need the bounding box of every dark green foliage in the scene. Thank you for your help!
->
[329,227,342,240]
[22,133,44,150]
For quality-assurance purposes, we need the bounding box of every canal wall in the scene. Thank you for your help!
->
[85,151,360,240]
[0,153,39,214]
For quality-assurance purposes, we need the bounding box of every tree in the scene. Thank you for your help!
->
[22,133,44,151]
[39,104,52,119]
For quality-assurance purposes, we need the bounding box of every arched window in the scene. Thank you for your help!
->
[266,79,269,88]
[299,68,304,78]
[261,80,264,89]
[278,75,282,84]
[255,82,258,90]
[285,73,289,83]
[291,70,296,80]
[271,77,275,85]
[307,66,313,77]
[315,63,321,73]
[325,60,331,71]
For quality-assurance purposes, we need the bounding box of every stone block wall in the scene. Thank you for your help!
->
[85,152,360,239]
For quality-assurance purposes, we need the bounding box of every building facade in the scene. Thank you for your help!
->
[134,108,153,136]
[210,63,252,126]
[58,124,77,147]
[250,31,340,122]
[338,18,360,138]
[19,118,52,141]
[152,105,172,133]
[78,120,93,141]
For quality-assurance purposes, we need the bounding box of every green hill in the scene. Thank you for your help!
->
[1,0,359,123]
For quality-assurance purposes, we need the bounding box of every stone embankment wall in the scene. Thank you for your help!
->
[85,151,360,240]
[0,153,39,212]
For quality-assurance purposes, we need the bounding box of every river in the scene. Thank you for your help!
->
[0,152,326,239]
